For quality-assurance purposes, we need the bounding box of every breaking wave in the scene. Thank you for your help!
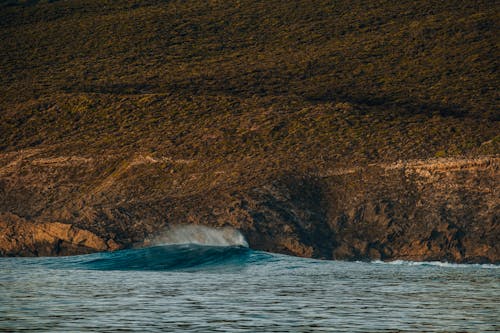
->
[79,244,254,271]
[32,226,270,271]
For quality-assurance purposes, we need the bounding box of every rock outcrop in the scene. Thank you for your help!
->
[0,150,498,263]
[0,214,120,256]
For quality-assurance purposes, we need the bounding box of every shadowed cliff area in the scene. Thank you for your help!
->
[0,0,498,261]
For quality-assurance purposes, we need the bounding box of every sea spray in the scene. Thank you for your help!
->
[147,225,249,247]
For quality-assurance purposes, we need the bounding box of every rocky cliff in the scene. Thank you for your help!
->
[0,0,498,263]
[1,149,497,263]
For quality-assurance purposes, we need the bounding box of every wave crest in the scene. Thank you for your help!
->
[372,260,499,269]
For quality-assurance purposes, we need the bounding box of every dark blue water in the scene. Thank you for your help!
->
[1,244,499,332]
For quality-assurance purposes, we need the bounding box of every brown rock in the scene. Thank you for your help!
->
[0,152,498,263]
[0,216,121,256]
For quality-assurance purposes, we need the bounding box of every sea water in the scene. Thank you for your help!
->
[1,244,498,332]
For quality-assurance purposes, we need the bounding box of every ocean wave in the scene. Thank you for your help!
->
[75,244,253,271]
[371,260,499,269]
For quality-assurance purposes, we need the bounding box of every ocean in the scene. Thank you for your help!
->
[1,243,498,332]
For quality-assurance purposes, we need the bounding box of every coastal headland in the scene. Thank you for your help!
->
[0,0,498,262]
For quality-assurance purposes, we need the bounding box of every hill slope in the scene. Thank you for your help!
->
[0,0,498,261]
[1,0,498,161]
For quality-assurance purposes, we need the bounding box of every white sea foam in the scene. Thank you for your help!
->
[371,260,499,269]
[150,225,248,247]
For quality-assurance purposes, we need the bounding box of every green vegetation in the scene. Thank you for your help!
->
[0,0,498,174]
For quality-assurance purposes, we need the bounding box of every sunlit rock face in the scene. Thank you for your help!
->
[0,150,497,263]
[0,215,121,256]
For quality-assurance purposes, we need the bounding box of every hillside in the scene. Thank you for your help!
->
[0,0,498,261]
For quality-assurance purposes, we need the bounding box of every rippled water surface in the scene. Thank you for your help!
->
[1,245,499,332]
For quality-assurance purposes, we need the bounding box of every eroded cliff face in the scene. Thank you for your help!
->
[192,157,498,263]
[322,158,498,263]
[0,150,498,263]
